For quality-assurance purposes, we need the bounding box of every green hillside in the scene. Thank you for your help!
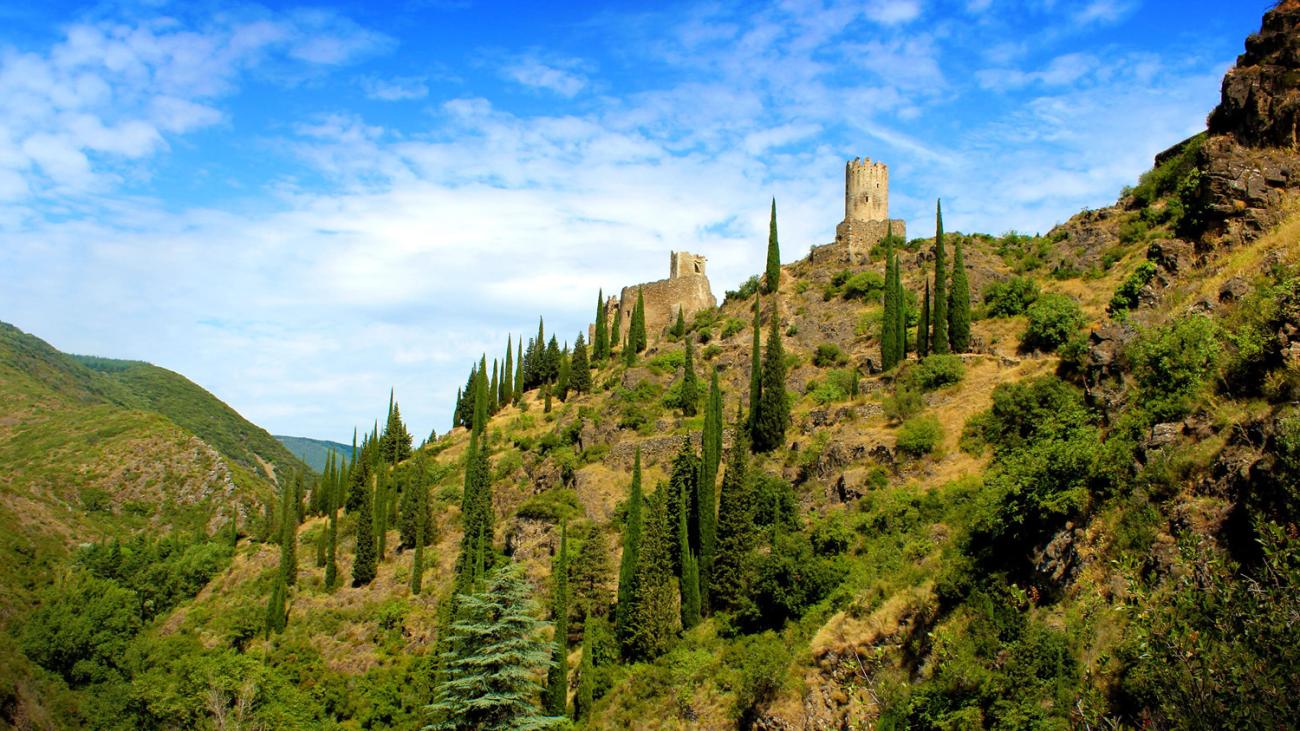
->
[275,435,353,473]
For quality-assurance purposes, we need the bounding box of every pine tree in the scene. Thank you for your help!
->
[631,288,647,353]
[570,334,592,393]
[265,574,287,637]
[753,302,790,453]
[544,523,569,716]
[697,369,721,610]
[747,296,763,442]
[679,339,699,416]
[427,563,555,731]
[279,476,298,587]
[626,485,679,661]
[455,366,478,430]
[574,615,596,721]
[919,277,931,358]
[712,432,752,612]
[882,241,899,370]
[352,473,377,587]
[671,308,686,339]
[764,197,781,294]
[615,449,644,656]
[593,289,609,361]
[949,235,971,353]
[572,526,612,623]
[931,199,950,355]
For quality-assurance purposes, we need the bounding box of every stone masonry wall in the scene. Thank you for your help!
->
[810,218,908,265]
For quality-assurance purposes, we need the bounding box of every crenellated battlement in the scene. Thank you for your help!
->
[845,157,889,223]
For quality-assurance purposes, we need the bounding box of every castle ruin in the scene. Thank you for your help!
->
[602,251,717,343]
[811,157,907,264]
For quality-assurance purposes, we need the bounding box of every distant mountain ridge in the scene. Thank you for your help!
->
[274,435,352,472]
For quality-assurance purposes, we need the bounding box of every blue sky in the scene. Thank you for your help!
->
[0,0,1268,443]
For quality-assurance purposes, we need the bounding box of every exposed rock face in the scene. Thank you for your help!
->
[1194,2,1300,246]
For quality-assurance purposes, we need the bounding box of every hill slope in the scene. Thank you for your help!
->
[274,435,352,473]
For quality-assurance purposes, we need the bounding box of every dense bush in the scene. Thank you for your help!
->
[724,276,761,304]
[883,383,924,423]
[905,354,964,392]
[983,276,1040,317]
[812,343,847,368]
[515,488,583,523]
[1022,293,1084,352]
[20,574,141,686]
[738,532,847,631]
[843,271,885,301]
[1127,315,1220,421]
[1109,261,1158,314]
[896,415,943,457]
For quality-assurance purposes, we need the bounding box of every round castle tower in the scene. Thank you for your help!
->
[845,157,889,222]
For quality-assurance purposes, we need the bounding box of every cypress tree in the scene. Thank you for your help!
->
[352,473,376,587]
[679,339,699,416]
[279,477,298,587]
[489,360,500,413]
[949,235,971,353]
[712,432,752,612]
[375,472,390,561]
[678,498,701,630]
[265,574,287,637]
[609,300,621,355]
[543,383,552,413]
[557,352,571,402]
[747,296,762,442]
[594,289,609,361]
[574,615,595,721]
[932,199,950,355]
[626,485,679,661]
[324,491,339,590]
[893,246,907,362]
[456,365,493,595]
[919,277,931,358]
[615,449,643,656]
[572,526,612,623]
[668,440,700,576]
[502,336,513,407]
[427,563,554,731]
[631,288,647,353]
[544,523,570,716]
[514,336,525,405]
[570,334,591,393]
[753,302,790,453]
[764,197,780,294]
[543,336,561,385]
[882,242,899,370]
[622,333,635,367]
[385,398,412,464]
[697,369,721,610]
[671,308,686,339]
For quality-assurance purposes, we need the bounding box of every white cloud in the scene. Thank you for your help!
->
[501,57,590,97]
[865,0,923,25]
[1073,0,1136,25]
[362,75,429,101]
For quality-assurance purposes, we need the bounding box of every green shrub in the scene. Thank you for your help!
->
[813,343,847,368]
[983,276,1040,317]
[515,488,583,523]
[896,415,943,457]
[843,271,885,301]
[1109,261,1158,314]
[1022,293,1084,352]
[645,349,685,375]
[906,354,964,392]
[883,383,924,423]
[1127,315,1220,421]
[724,276,761,304]
[19,574,142,686]
[721,318,745,339]
[702,344,722,360]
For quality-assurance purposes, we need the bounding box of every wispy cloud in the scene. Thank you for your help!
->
[501,55,590,97]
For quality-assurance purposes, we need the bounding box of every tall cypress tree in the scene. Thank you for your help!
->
[265,574,287,637]
[631,288,647,353]
[668,440,700,577]
[570,334,591,393]
[678,496,701,630]
[932,199,950,355]
[882,241,899,370]
[626,485,679,661]
[679,339,699,416]
[609,299,622,355]
[764,197,781,294]
[489,360,500,413]
[615,449,644,656]
[753,302,790,453]
[572,525,612,624]
[411,459,428,595]
[456,365,493,595]
[747,296,763,442]
[574,615,596,721]
[352,473,377,587]
[919,277,931,358]
[949,235,971,353]
[514,336,525,405]
[712,432,752,612]
[893,246,907,362]
[697,369,721,610]
[383,398,413,464]
[279,476,298,587]
[427,563,554,731]
[501,336,513,407]
[544,523,570,716]
[594,289,609,361]
[671,308,686,340]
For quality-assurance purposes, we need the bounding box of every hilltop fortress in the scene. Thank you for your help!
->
[607,156,903,340]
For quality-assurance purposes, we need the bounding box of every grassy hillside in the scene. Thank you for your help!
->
[275,435,352,473]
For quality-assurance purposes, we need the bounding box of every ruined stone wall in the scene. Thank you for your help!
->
[810,218,908,265]
[616,274,716,339]
[670,251,708,278]
[845,157,889,223]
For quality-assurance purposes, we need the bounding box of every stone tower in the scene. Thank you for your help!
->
[845,157,890,222]
[813,156,906,264]
[670,251,707,278]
